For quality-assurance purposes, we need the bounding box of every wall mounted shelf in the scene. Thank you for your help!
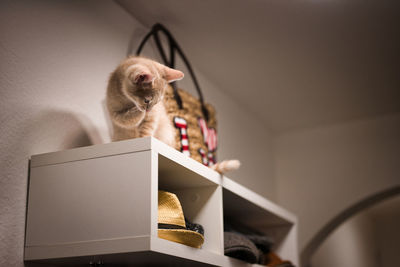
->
[25,137,298,266]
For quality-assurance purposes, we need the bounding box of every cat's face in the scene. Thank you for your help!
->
[122,58,184,112]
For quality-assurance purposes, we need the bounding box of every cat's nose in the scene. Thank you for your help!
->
[144,96,153,104]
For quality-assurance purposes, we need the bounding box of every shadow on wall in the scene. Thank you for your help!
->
[22,109,104,155]
[0,107,104,179]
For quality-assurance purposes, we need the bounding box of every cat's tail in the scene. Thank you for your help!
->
[211,159,241,174]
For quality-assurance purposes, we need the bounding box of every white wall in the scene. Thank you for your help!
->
[274,113,400,251]
[311,211,378,267]
[0,1,274,266]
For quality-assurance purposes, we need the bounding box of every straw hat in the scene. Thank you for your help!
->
[158,190,204,248]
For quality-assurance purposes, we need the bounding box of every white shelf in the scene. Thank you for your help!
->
[25,137,298,266]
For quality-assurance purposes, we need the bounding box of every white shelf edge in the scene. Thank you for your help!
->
[151,237,225,266]
[24,236,151,261]
[222,176,297,225]
[30,137,153,168]
[24,235,247,267]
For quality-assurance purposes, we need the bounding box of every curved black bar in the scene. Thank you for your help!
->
[301,185,400,267]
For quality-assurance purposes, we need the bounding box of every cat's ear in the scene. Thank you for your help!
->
[133,72,153,84]
[164,67,184,83]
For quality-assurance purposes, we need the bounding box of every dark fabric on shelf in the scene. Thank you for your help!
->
[185,219,205,236]
[224,232,259,264]
[224,221,275,263]
[246,234,274,253]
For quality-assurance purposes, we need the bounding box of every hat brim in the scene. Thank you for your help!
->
[158,229,204,248]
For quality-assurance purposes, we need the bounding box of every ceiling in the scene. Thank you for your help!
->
[117,0,400,133]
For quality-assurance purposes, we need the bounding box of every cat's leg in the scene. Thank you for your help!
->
[138,120,156,137]
[112,105,146,129]
[137,104,160,138]
[154,105,175,147]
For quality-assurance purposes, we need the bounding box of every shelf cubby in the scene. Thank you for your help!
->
[25,137,298,266]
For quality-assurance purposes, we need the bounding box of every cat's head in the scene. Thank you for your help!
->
[122,57,184,112]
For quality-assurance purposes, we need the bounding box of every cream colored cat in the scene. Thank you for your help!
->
[106,56,240,173]
[107,56,180,146]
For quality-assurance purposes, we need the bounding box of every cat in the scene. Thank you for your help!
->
[106,56,240,173]
[107,56,178,147]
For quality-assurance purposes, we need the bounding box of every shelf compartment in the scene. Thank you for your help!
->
[222,177,299,266]
[158,154,224,256]
[25,137,224,266]
[25,137,298,266]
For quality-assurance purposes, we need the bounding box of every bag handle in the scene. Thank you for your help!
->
[136,23,209,121]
